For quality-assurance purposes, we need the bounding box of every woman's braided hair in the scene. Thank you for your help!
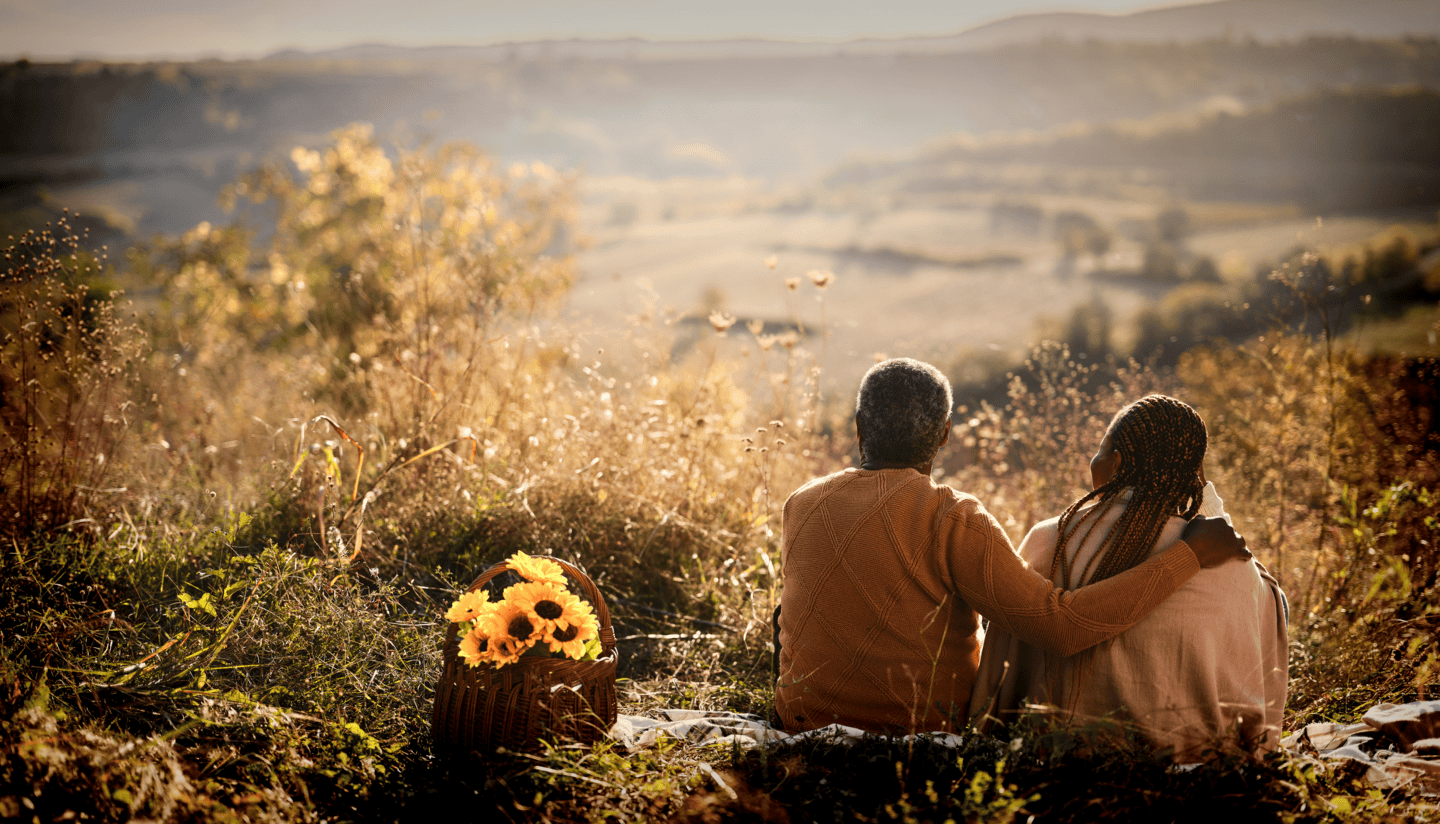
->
[1049,394,1208,589]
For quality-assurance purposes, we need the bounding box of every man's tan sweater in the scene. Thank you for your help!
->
[775,467,1202,734]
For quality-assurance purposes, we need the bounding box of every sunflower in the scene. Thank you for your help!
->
[543,599,599,660]
[444,589,491,625]
[552,593,596,634]
[477,600,541,665]
[486,634,532,667]
[504,580,571,631]
[506,552,568,585]
[458,623,494,668]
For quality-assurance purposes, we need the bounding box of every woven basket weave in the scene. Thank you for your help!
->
[431,556,619,755]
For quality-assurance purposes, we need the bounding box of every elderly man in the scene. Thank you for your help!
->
[774,358,1248,734]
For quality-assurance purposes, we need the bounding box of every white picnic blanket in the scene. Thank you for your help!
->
[1282,700,1440,796]
[607,710,963,751]
[614,700,1440,798]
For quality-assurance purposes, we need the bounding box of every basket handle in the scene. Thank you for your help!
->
[456,555,616,657]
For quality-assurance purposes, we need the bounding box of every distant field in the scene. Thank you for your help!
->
[20,160,1438,398]
[568,176,1440,389]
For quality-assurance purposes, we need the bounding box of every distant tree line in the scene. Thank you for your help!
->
[6,34,1440,166]
[928,88,1440,210]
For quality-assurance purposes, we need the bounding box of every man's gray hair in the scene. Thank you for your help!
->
[855,358,953,465]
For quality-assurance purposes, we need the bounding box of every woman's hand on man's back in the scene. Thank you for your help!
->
[1182,515,1251,568]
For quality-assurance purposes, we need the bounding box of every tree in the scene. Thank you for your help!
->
[139,124,575,415]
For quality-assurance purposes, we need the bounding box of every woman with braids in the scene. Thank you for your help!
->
[968,395,1289,761]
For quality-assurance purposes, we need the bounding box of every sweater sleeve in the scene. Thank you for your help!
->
[942,499,1201,657]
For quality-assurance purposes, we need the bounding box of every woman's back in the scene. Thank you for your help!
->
[969,485,1288,761]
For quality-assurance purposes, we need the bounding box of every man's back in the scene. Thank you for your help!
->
[777,466,988,733]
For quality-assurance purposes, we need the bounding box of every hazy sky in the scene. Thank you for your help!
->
[3,0,1181,60]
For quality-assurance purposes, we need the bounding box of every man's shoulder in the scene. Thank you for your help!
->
[785,472,994,520]
[932,484,988,520]
[786,468,856,501]
[783,468,859,517]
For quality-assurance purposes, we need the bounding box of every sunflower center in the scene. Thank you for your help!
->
[507,615,535,640]
[552,625,579,643]
[535,600,563,620]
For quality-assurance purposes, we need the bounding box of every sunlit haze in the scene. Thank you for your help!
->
[3,0,1179,60]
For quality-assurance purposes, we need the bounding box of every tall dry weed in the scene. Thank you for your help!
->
[940,341,1171,539]
[0,216,143,539]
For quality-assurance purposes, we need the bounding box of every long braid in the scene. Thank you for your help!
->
[1051,493,1117,590]
[1049,395,1208,589]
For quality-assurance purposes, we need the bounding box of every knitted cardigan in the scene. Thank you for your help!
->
[775,467,1203,734]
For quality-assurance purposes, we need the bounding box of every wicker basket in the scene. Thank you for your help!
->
[431,556,619,756]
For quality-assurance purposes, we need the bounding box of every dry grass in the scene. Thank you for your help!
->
[0,216,143,540]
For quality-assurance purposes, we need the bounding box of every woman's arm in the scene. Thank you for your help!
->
[944,500,1245,657]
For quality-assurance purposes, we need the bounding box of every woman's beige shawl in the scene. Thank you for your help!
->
[968,484,1289,761]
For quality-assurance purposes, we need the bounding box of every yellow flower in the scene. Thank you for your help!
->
[558,597,594,632]
[477,600,541,665]
[708,311,736,334]
[444,589,491,624]
[764,254,778,270]
[545,600,600,659]
[486,634,531,667]
[784,277,800,291]
[505,580,571,631]
[504,580,601,659]
[506,552,568,585]
[459,624,494,668]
